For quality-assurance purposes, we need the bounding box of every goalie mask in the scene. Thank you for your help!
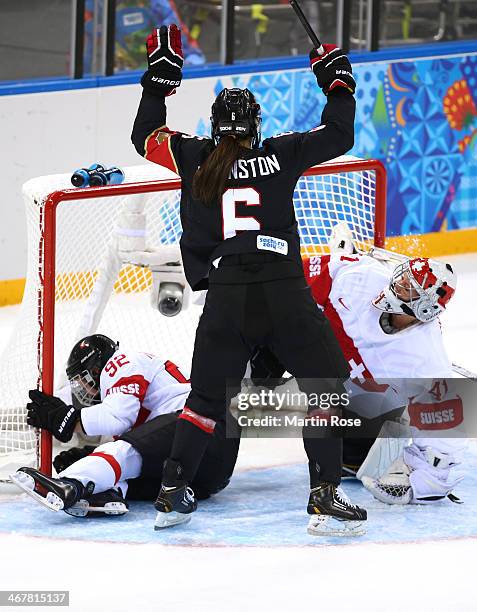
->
[372,258,456,323]
[211,88,262,148]
[66,334,119,408]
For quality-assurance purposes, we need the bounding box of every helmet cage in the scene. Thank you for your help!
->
[70,368,101,408]
[211,88,262,148]
[372,258,456,323]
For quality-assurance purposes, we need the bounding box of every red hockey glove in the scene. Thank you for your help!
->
[141,24,184,97]
[310,44,356,95]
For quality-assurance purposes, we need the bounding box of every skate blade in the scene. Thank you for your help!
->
[361,476,411,505]
[154,510,191,530]
[307,515,366,537]
[9,471,64,512]
[65,500,129,518]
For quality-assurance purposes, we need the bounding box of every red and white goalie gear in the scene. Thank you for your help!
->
[302,253,454,382]
[362,438,465,505]
[79,349,190,438]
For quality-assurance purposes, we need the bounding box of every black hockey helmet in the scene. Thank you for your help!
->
[210,88,262,148]
[66,334,118,409]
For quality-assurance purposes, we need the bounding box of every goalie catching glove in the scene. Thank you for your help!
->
[141,24,183,97]
[26,389,80,443]
[310,44,355,95]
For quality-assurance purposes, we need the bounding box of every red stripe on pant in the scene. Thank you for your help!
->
[179,407,215,433]
[90,452,122,485]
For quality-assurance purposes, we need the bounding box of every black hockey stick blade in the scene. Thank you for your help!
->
[289,0,324,54]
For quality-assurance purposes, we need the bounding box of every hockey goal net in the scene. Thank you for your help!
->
[0,156,386,480]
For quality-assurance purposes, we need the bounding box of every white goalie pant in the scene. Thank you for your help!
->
[59,440,143,498]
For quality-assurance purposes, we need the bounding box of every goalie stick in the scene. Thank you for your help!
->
[289,0,324,55]
[451,363,477,381]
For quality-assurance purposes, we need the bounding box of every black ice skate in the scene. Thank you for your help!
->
[307,482,367,537]
[154,459,197,530]
[10,467,90,512]
[65,488,129,518]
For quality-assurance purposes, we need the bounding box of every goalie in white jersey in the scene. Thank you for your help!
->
[252,228,465,506]
[12,335,239,518]
[300,236,465,506]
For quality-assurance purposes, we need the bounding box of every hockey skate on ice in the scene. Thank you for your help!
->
[65,488,129,518]
[307,482,367,536]
[10,467,90,512]
[154,459,197,530]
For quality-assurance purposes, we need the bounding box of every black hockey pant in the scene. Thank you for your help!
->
[120,412,240,500]
[172,254,350,486]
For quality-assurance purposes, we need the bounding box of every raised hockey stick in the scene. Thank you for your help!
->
[289,0,324,55]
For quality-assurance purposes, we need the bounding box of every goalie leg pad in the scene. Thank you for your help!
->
[356,421,411,481]
[361,457,412,505]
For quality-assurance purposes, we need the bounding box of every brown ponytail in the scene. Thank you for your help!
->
[192,136,245,207]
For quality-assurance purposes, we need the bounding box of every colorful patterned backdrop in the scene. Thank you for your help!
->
[195,53,477,238]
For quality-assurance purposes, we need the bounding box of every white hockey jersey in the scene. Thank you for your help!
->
[303,254,465,442]
[303,253,453,379]
[79,350,190,438]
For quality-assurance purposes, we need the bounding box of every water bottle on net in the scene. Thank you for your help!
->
[71,163,105,188]
[89,167,125,187]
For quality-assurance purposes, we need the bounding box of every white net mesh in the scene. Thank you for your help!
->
[0,156,385,479]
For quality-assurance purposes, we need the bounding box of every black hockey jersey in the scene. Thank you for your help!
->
[132,88,355,291]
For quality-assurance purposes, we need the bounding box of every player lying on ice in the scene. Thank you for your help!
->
[11,335,240,518]
[130,23,367,536]
[252,224,466,506]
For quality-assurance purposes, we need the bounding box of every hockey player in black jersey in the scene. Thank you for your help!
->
[131,24,367,536]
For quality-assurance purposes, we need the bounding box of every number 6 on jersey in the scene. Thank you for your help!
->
[222,187,261,239]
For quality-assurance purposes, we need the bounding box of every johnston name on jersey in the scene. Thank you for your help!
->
[78,350,190,438]
[131,88,355,290]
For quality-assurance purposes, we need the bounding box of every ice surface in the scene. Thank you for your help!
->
[0,253,476,611]
[0,452,474,546]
